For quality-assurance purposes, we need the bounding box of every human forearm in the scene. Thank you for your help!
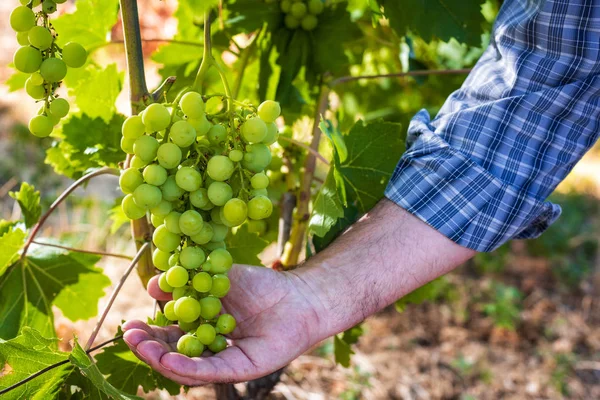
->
[295,199,476,340]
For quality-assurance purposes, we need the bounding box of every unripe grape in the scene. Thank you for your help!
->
[177,334,204,357]
[210,274,231,298]
[211,207,224,225]
[25,78,45,100]
[208,335,227,353]
[50,98,70,118]
[164,300,178,321]
[179,210,204,237]
[173,286,193,301]
[285,14,300,29]
[191,223,214,245]
[178,319,201,333]
[133,183,162,209]
[207,182,233,207]
[207,156,234,181]
[242,143,272,172]
[223,198,247,227]
[170,120,197,148]
[164,211,182,234]
[119,167,143,194]
[157,143,182,169]
[216,314,236,334]
[166,265,189,288]
[262,122,279,145]
[54,0,68,3]
[192,271,212,293]
[301,14,318,31]
[14,46,42,73]
[169,253,180,267]
[121,194,146,220]
[257,100,281,123]
[42,1,57,14]
[250,188,268,198]
[130,155,147,168]
[158,273,174,293]
[143,103,170,132]
[210,222,228,242]
[153,225,181,252]
[122,115,145,139]
[308,0,324,14]
[40,58,67,83]
[251,173,269,189]
[246,219,267,235]
[180,91,205,118]
[199,296,222,320]
[228,149,243,162]
[175,166,202,192]
[208,248,233,274]
[120,137,135,154]
[10,6,35,32]
[28,115,53,137]
[189,188,210,208]
[196,324,216,345]
[187,115,212,137]
[160,175,185,201]
[150,213,164,228]
[152,248,171,271]
[133,135,159,162]
[143,163,168,186]
[62,42,87,68]
[281,0,292,12]
[174,296,201,322]
[248,195,273,220]
[207,124,227,145]
[28,26,53,50]
[150,199,172,217]
[241,117,267,143]
[290,2,307,18]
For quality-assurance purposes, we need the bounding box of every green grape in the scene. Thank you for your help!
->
[10,6,35,32]
[207,182,233,206]
[179,210,204,236]
[142,103,170,132]
[216,314,236,334]
[42,1,57,14]
[222,198,247,227]
[210,222,228,242]
[301,14,318,31]
[28,115,53,137]
[130,155,147,168]
[187,115,212,137]
[180,91,204,118]
[133,135,159,162]
[191,223,214,245]
[208,335,227,353]
[189,188,210,208]
[152,248,171,271]
[177,334,204,357]
[242,144,272,173]
[158,273,174,293]
[228,149,243,162]
[165,211,182,234]
[163,300,178,321]
[122,115,145,139]
[207,124,227,145]
[54,0,68,3]
[133,183,162,209]
[248,195,273,220]
[173,286,193,301]
[246,219,267,235]
[207,155,234,181]
[166,265,189,288]
[30,71,44,85]
[196,324,216,346]
[50,98,69,118]
[143,164,168,186]
[28,26,52,51]
[119,167,143,194]
[14,46,42,73]
[40,58,67,83]
[153,225,181,252]
[121,194,146,220]
[204,241,226,251]
[169,252,180,267]
[44,109,60,126]
[178,319,200,333]
[210,207,223,225]
[192,271,212,293]
[308,0,324,14]
[157,143,182,169]
[210,274,231,298]
[175,166,202,192]
[257,100,281,123]
[241,117,267,143]
[285,14,300,29]
[160,175,185,201]
[290,2,307,18]
[262,122,279,145]
[199,296,222,320]
[250,188,268,198]
[179,246,206,270]
[150,211,164,228]
[250,173,269,189]
[25,78,45,100]
[150,199,172,217]
[16,31,29,46]
[121,137,135,154]
[174,296,201,322]
[208,248,233,274]
[170,120,197,148]
[281,0,292,11]
[62,42,87,68]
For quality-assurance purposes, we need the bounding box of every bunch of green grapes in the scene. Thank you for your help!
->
[10,0,87,138]
[279,0,324,31]
[120,92,280,357]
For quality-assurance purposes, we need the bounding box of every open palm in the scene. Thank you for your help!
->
[123,265,324,385]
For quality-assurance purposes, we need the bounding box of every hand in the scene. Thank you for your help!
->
[123,264,327,385]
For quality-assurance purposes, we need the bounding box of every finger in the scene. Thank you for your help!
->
[148,274,173,301]
[135,340,202,386]
[123,320,183,343]
[160,345,261,383]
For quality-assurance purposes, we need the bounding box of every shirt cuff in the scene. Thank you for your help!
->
[384,111,561,252]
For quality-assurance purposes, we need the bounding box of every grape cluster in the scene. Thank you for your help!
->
[120,92,280,357]
[10,0,87,138]
[279,0,324,31]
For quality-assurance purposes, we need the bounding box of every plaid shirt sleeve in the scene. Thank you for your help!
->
[385,0,600,252]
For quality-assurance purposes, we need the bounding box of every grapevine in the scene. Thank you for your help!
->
[9,0,87,138]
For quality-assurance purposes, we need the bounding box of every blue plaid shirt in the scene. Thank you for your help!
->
[385,0,600,252]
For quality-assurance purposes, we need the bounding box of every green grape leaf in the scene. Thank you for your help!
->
[379,0,486,46]
[0,327,71,400]
[225,0,282,33]
[147,312,170,327]
[151,43,203,66]
[319,119,348,163]
[5,68,28,92]
[341,324,364,345]
[9,182,41,228]
[309,168,344,237]
[333,335,354,368]
[394,277,451,312]
[69,338,142,400]
[94,329,179,395]
[312,203,360,253]
[226,224,269,266]
[60,366,105,400]
[0,228,26,278]
[109,202,128,235]
[52,0,120,48]
[0,242,110,341]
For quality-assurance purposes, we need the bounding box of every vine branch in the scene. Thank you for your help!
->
[329,68,472,87]
[277,136,329,165]
[20,167,119,260]
[31,241,133,260]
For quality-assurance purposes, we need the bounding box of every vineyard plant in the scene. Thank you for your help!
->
[0,0,499,398]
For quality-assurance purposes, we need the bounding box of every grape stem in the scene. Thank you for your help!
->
[30,241,134,260]
[85,242,151,350]
[20,167,119,261]
[151,76,177,103]
[192,11,214,92]
[277,136,329,165]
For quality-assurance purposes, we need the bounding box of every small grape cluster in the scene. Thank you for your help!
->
[9,0,87,138]
[119,92,280,357]
[279,0,324,31]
